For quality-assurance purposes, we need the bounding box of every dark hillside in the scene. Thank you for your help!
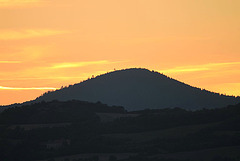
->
[0,101,240,160]
[34,68,240,110]
[0,100,125,124]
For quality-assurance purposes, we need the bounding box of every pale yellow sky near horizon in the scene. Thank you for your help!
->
[0,0,240,105]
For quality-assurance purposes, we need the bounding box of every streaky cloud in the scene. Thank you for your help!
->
[51,60,122,69]
[0,29,69,40]
[0,86,57,90]
[0,0,45,7]
[0,61,21,64]
[0,76,86,81]
[160,67,209,73]
[160,62,240,74]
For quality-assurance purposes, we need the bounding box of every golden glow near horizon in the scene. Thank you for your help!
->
[0,86,57,90]
[160,62,240,74]
[0,0,240,105]
[51,60,112,69]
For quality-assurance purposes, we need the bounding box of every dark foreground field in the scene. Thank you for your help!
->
[0,100,240,161]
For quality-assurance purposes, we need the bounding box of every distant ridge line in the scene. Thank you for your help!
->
[31,68,240,111]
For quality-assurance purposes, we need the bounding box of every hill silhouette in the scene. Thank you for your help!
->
[34,68,240,110]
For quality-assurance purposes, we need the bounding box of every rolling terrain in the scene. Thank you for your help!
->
[1,68,240,161]
[0,100,240,161]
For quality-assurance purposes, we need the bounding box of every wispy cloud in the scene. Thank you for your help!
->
[0,86,57,90]
[0,0,45,7]
[206,62,240,67]
[51,60,119,69]
[0,29,69,40]
[160,62,240,74]
[0,76,85,81]
[0,61,21,63]
[160,67,209,73]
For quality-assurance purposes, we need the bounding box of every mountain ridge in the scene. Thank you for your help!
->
[33,68,240,110]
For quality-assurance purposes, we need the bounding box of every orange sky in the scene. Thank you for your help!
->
[0,0,240,105]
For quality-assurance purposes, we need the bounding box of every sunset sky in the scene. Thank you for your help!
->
[0,0,240,105]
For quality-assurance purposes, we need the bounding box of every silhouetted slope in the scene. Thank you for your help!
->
[35,68,240,110]
[0,100,125,124]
